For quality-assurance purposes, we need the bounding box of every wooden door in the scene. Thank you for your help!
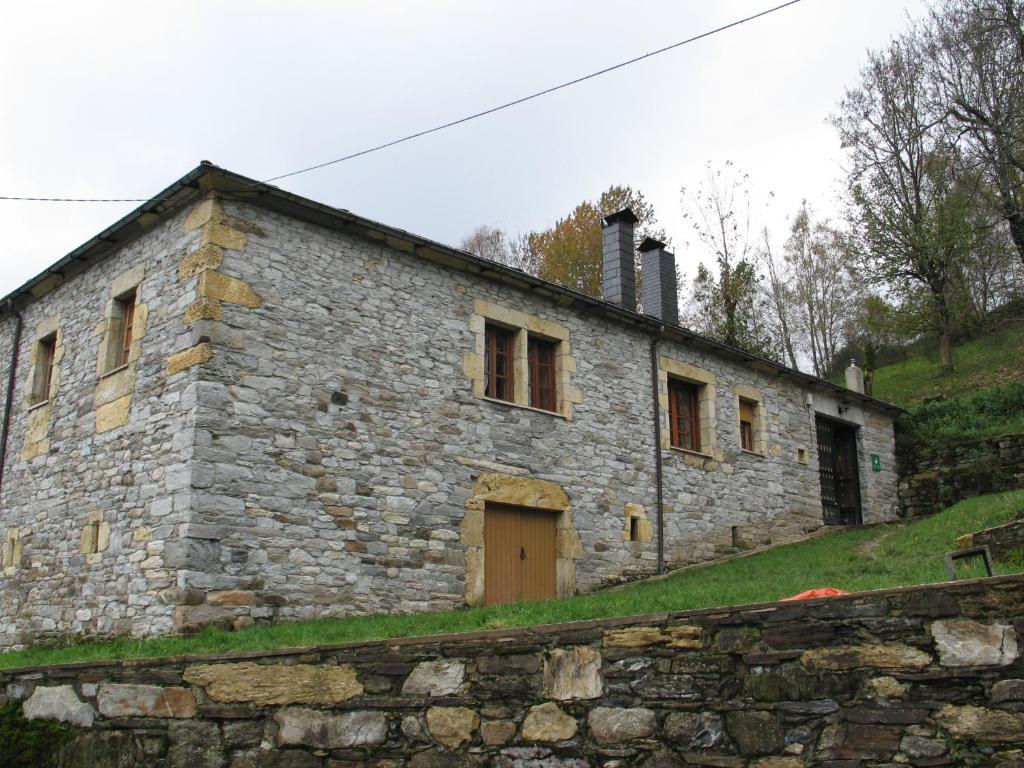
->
[520,509,557,601]
[484,505,521,606]
[484,504,557,605]
[816,417,863,526]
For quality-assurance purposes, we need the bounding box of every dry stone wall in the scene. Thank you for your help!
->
[898,434,1024,518]
[5,575,1024,767]
[956,518,1024,560]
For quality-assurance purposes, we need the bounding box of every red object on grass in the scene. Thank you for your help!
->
[782,587,849,601]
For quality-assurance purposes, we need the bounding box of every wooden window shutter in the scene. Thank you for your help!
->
[668,379,701,452]
[34,335,57,403]
[739,398,755,452]
[485,324,515,402]
[528,336,557,412]
[113,290,137,369]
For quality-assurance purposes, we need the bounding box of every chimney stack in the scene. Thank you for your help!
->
[845,359,865,394]
[602,209,639,311]
[639,237,679,326]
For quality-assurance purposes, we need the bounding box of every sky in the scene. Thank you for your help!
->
[0,0,926,299]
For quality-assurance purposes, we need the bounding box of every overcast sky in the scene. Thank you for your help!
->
[0,0,926,299]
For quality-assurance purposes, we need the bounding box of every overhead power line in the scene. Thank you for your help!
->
[0,0,805,203]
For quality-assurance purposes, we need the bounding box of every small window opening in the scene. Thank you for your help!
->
[668,379,702,452]
[528,335,557,412]
[32,334,57,404]
[739,398,755,452]
[731,525,740,547]
[484,323,515,402]
[112,290,137,370]
[81,519,101,555]
[629,517,640,542]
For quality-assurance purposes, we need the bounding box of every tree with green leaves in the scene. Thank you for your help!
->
[926,0,1024,264]
[833,34,976,373]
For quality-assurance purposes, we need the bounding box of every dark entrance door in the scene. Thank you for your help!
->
[816,416,863,525]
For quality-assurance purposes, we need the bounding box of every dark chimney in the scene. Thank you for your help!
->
[602,209,639,311]
[639,237,679,326]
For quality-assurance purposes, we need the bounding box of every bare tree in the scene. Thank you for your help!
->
[757,228,800,370]
[778,205,861,378]
[926,0,1024,263]
[459,225,539,274]
[682,162,778,358]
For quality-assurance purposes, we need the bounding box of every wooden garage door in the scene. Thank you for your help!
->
[484,503,557,605]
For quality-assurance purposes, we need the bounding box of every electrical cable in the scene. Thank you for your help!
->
[0,0,805,203]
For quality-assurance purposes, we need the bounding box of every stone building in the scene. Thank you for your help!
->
[0,163,901,648]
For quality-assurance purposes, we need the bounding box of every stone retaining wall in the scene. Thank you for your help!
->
[3,575,1024,766]
[957,518,1024,561]
[898,433,1024,517]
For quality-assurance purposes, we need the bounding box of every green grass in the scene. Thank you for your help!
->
[872,318,1024,407]
[3,490,1023,670]
[896,381,1024,458]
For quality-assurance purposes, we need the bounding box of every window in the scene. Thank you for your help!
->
[31,334,57,404]
[739,398,755,452]
[484,324,515,402]
[470,300,578,419]
[528,336,557,412]
[111,290,137,370]
[668,379,702,452]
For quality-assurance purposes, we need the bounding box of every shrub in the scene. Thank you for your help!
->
[0,701,72,768]
[896,381,1024,466]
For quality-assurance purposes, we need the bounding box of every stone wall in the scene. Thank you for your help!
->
[0,184,900,649]
[956,518,1024,560]
[0,206,207,648]
[172,197,898,628]
[5,575,1024,767]
[898,434,1024,518]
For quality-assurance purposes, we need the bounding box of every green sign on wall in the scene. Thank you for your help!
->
[871,454,881,472]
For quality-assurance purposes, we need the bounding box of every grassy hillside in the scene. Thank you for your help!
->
[3,490,1022,670]
[872,317,1024,406]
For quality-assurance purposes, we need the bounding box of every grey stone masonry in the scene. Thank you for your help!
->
[639,237,679,325]
[0,164,901,648]
[4,575,1023,766]
[601,209,638,310]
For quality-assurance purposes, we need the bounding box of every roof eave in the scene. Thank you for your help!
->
[0,163,905,416]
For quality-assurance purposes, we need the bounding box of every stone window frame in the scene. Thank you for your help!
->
[465,300,581,420]
[657,357,721,461]
[28,333,58,408]
[20,316,64,461]
[79,511,111,564]
[624,503,652,544]
[23,317,63,410]
[1,528,22,572]
[94,265,148,434]
[734,384,769,456]
[97,266,146,377]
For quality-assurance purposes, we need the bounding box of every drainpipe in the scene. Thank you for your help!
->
[650,328,666,574]
[0,299,24,512]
